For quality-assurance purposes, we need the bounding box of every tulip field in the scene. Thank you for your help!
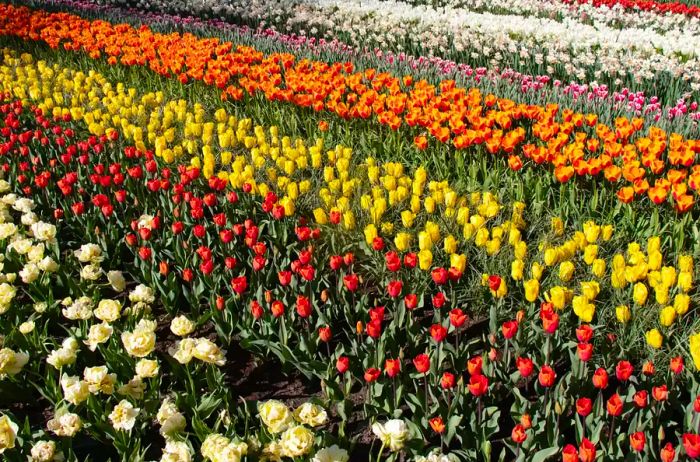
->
[3,1,700,461]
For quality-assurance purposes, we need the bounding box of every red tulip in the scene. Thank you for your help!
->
[384,358,401,378]
[449,308,468,328]
[643,361,655,376]
[633,390,648,408]
[329,255,343,270]
[652,385,668,402]
[431,267,448,285]
[487,274,501,291]
[592,368,608,389]
[694,395,700,413]
[404,293,418,310]
[138,246,152,261]
[336,356,349,374]
[516,357,534,378]
[369,307,385,321]
[562,444,578,462]
[660,443,676,462]
[579,438,596,462]
[468,374,489,397]
[231,276,247,294]
[630,432,645,452]
[364,368,380,383]
[432,292,446,308]
[576,324,593,343]
[271,301,285,318]
[576,397,592,417]
[250,300,263,319]
[366,319,382,339]
[607,393,623,416]
[467,356,483,376]
[685,434,700,459]
[670,356,684,375]
[385,251,401,272]
[430,324,447,343]
[343,273,358,292]
[577,342,593,362]
[343,253,354,266]
[501,320,518,339]
[403,252,417,268]
[538,365,556,387]
[511,424,527,444]
[318,326,332,343]
[387,280,403,298]
[296,295,312,318]
[413,354,430,374]
[278,270,292,286]
[541,310,559,334]
[429,416,445,434]
[615,360,633,382]
[440,372,455,389]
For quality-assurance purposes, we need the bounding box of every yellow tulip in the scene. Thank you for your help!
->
[674,293,690,316]
[633,282,648,305]
[659,306,676,327]
[690,333,700,370]
[523,279,540,303]
[615,305,631,324]
[551,217,564,236]
[559,261,575,282]
[511,259,524,281]
[394,233,411,252]
[418,250,433,271]
[572,295,595,322]
[591,259,606,278]
[450,254,467,273]
[645,329,663,349]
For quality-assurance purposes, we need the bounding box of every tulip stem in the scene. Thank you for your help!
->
[376,442,385,462]
[424,374,429,411]
[609,416,616,453]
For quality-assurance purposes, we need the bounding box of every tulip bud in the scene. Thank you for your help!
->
[320,289,329,303]
[516,309,525,324]
[265,290,272,303]
[658,426,665,442]
[356,321,363,335]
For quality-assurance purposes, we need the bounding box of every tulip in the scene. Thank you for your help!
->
[404,294,418,310]
[467,356,483,376]
[576,397,592,417]
[318,326,332,343]
[343,274,359,292]
[576,324,593,343]
[430,324,447,343]
[592,368,608,389]
[652,385,668,402]
[516,357,533,378]
[538,365,556,387]
[250,301,263,320]
[431,267,448,285]
[336,356,349,374]
[429,416,445,434]
[364,368,380,383]
[449,308,468,328]
[440,372,455,389]
[579,438,596,462]
[541,310,559,334]
[577,342,593,362]
[607,393,623,416]
[501,320,518,339]
[468,374,488,397]
[660,443,675,462]
[562,444,578,462]
[384,359,401,378]
[511,424,526,444]
[633,390,648,408]
[271,301,285,318]
[386,280,403,298]
[685,434,700,459]
[670,356,684,375]
[630,431,645,452]
[413,354,430,374]
[615,360,633,382]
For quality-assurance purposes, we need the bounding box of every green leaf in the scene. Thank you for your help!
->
[531,446,560,462]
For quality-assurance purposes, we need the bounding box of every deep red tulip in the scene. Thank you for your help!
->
[413,354,430,374]
[576,397,592,417]
[468,374,489,397]
[516,357,534,378]
[501,320,518,339]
